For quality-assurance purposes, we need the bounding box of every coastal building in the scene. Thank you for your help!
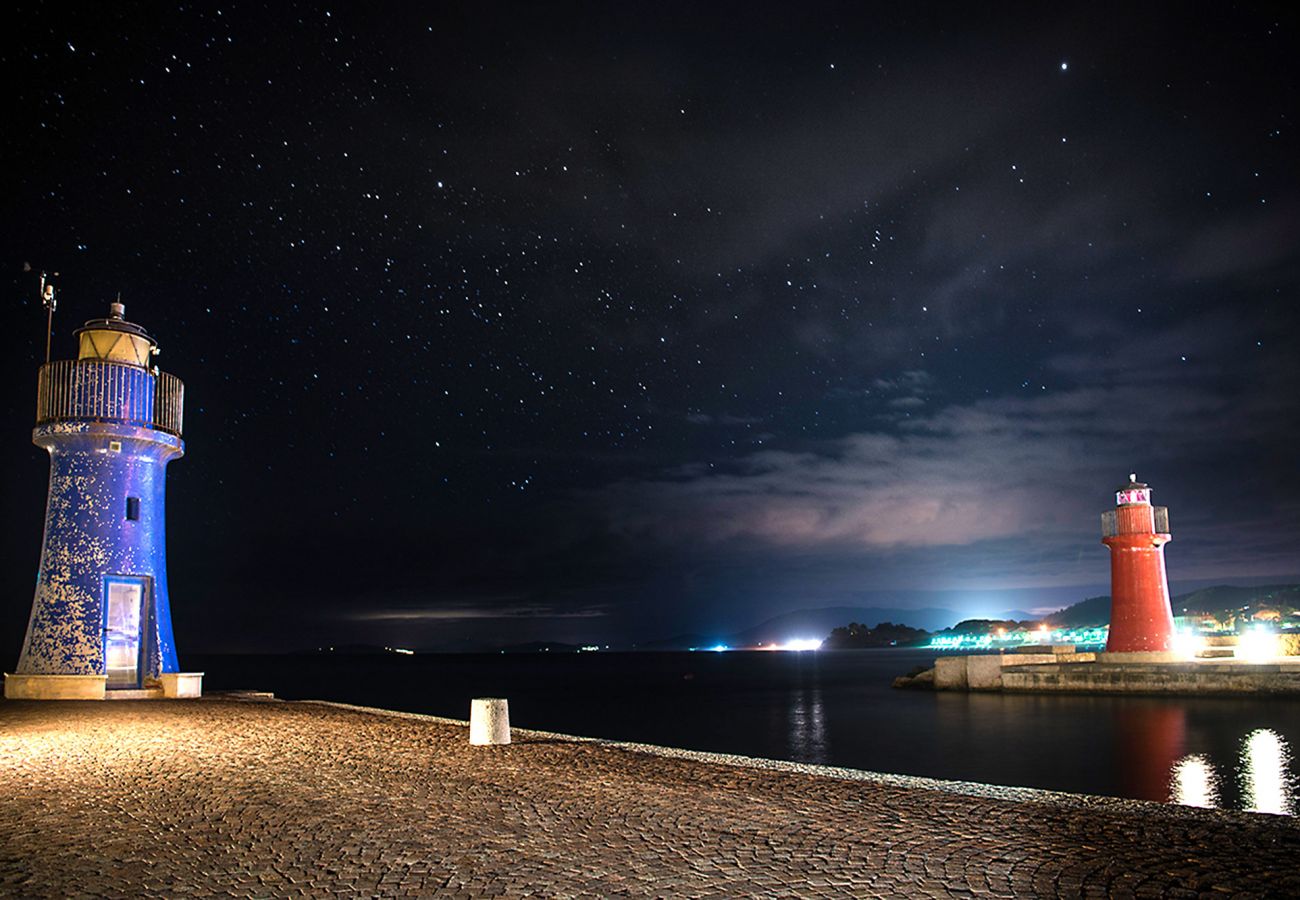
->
[1101,474,1176,655]
[4,302,201,700]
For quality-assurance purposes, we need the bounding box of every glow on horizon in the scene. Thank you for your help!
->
[778,638,824,652]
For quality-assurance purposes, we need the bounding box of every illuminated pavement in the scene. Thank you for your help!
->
[2,699,1298,898]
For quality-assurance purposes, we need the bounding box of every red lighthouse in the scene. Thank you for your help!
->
[1102,474,1175,653]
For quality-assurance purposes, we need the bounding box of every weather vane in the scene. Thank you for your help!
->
[24,262,59,364]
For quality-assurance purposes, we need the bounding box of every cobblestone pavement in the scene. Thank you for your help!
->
[2,700,1298,898]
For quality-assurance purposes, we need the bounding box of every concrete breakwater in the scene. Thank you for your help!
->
[3,697,1300,898]
[896,644,1300,695]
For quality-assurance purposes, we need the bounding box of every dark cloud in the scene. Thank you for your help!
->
[591,311,1300,592]
[1174,202,1300,282]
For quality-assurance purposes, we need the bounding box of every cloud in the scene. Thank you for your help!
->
[602,416,1080,550]
[594,314,1300,580]
[872,369,932,394]
[685,411,767,426]
[1174,202,1300,281]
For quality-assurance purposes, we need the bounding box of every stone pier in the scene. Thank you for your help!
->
[2,698,1298,897]
[925,650,1300,695]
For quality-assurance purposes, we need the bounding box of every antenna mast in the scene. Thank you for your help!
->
[41,274,57,364]
[28,264,59,364]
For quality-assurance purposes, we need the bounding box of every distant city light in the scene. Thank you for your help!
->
[779,638,823,652]
[927,627,1107,650]
[709,644,730,652]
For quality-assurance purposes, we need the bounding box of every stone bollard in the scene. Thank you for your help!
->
[469,697,511,745]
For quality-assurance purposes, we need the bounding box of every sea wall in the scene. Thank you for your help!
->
[932,646,1095,691]
[1000,660,1300,695]
[921,654,1300,695]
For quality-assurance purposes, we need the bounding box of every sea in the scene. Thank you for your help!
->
[191,648,1299,815]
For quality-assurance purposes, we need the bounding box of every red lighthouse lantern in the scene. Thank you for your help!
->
[1102,474,1176,653]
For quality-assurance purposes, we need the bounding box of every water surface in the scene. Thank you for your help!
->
[192,649,1298,814]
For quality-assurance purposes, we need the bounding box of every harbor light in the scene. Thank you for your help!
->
[926,627,1107,650]
[1171,629,1201,661]
[779,638,824,652]
[1238,627,1280,663]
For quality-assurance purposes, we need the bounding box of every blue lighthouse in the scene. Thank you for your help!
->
[4,301,201,700]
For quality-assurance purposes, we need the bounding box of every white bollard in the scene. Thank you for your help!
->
[469,697,511,745]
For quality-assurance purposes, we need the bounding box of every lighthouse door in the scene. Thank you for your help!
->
[104,578,146,689]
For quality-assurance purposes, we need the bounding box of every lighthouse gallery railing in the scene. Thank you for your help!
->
[36,359,184,437]
[1101,506,1169,537]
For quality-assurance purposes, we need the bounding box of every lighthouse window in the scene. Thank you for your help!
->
[126,497,141,521]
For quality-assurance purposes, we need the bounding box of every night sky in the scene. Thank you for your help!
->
[3,3,1298,653]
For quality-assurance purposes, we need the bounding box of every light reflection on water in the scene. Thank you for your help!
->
[1168,729,1295,814]
[1170,755,1220,808]
[195,649,1300,813]
[1240,729,1295,816]
[1115,706,1185,802]
[787,684,827,762]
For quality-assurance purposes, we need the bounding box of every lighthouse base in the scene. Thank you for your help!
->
[3,672,203,700]
[3,674,107,700]
[160,672,204,698]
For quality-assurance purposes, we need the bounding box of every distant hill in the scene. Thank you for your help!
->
[1171,584,1300,615]
[1042,595,1111,627]
[999,610,1038,622]
[824,621,929,649]
[1042,584,1300,627]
